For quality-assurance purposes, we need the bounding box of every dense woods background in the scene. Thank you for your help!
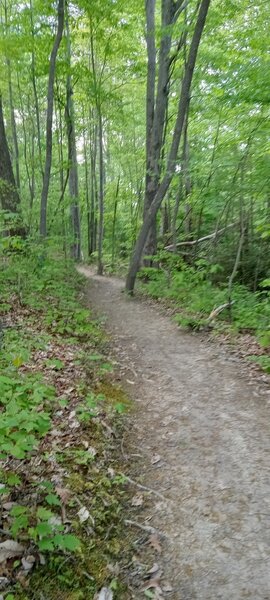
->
[0,0,270,298]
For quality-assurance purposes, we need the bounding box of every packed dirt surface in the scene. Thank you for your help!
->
[78,266,270,600]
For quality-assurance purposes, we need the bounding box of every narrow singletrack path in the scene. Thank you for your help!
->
[79,266,270,600]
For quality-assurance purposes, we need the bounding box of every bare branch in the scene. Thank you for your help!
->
[165,222,238,251]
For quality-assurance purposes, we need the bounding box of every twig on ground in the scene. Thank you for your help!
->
[124,519,162,535]
[121,474,167,502]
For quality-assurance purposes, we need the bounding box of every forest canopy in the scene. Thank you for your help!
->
[0,0,269,292]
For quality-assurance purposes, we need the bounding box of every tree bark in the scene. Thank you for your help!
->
[3,0,20,191]
[39,0,65,237]
[126,0,211,293]
[97,109,105,275]
[143,0,188,261]
[0,94,20,213]
[29,0,44,180]
[65,10,81,261]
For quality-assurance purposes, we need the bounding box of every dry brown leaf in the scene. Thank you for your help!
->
[162,582,173,592]
[147,563,160,575]
[0,541,24,564]
[55,487,71,504]
[21,555,35,573]
[77,507,90,523]
[148,533,162,553]
[143,577,162,593]
[131,493,144,507]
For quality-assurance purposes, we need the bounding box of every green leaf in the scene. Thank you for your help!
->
[38,538,54,551]
[45,493,61,506]
[7,473,21,486]
[36,522,53,537]
[53,534,81,551]
[36,507,54,520]
[10,505,29,517]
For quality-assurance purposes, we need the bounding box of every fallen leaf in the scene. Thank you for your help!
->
[21,555,35,573]
[95,588,113,600]
[77,507,90,523]
[69,419,80,429]
[147,563,160,575]
[0,540,24,564]
[162,582,173,593]
[148,534,162,553]
[87,446,97,457]
[2,502,16,511]
[55,487,71,504]
[143,578,162,593]
[151,455,161,465]
[131,493,144,507]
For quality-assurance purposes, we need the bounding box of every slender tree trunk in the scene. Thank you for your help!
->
[29,0,44,180]
[0,94,20,213]
[97,109,104,275]
[88,111,98,255]
[126,0,211,293]
[90,26,105,274]
[40,0,65,237]
[17,74,35,211]
[65,11,81,261]
[7,60,20,191]
[82,108,91,257]
[111,175,120,267]
[144,0,157,261]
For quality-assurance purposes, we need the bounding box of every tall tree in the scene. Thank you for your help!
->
[126,0,212,292]
[65,9,81,260]
[39,0,65,237]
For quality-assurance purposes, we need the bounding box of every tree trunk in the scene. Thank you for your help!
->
[143,0,157,261]
[126,0,211,293]
[4,0,20,191]
[90,26,105,274]
[65,10,81,261]
[0,94,20,213]
[111,175,120,267]
[97,109,105,275]
[88,111,98,255]
[39,0,65,237]
[29,0,44,180]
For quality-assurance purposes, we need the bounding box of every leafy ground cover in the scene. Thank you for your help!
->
[0,246,148,599]
[137,255,270,374]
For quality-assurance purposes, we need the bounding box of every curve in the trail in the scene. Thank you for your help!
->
[78,266,270,600]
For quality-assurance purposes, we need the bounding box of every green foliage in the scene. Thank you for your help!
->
[0,250,97,558]
[139,258,270,342]
[248,355,270,374]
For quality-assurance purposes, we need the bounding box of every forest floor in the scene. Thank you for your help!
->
[78,265,270,600]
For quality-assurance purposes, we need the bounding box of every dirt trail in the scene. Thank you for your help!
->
[78,266,270,600]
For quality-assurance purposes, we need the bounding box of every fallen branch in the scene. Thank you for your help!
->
[165,222,238,251]
[121,474,167,502]
[124,519,162,535]
[207,301,235,323]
